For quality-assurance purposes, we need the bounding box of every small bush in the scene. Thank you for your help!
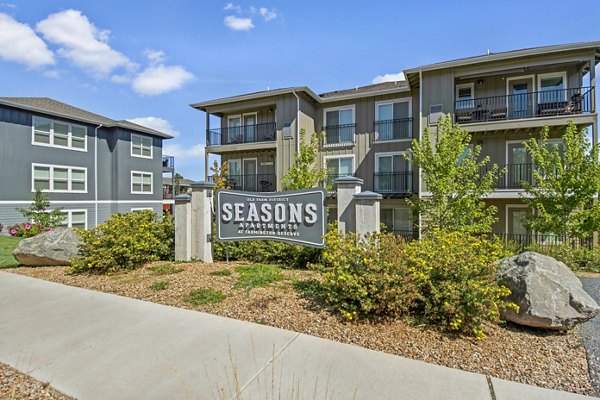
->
[524,243,600,273]
[188,288,225,305]
[148,264,183,276]
[69,211,174,274]
[7,222,50,238]
[209,269,232,276]
[404,231,515,339]
[150,280,169,291]
[234,264,283,290]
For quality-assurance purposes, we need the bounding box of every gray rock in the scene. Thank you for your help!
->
[496,251,600,330]
[13,228,81,266]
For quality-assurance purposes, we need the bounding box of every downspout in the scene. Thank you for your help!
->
[94,124,102,228]
[292,90,300,155]
[418,70,423,239]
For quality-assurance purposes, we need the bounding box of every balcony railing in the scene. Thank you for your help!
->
[489,233,593,251]
[373,172,413,194]
[324,173,355,193]
[210,174,277,192]
[162,155,174,170]
[480,163,535,189]
[323,123,356,146]
[374,118,413,141]
[207,122,276,146]
[454,86,594,124]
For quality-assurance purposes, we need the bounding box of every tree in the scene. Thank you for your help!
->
[522,121,600,238]
[405,115,500,234]
[16,189,65,228]
[174,172,183,195]
[210,160,230,194]
[282,129,327,190]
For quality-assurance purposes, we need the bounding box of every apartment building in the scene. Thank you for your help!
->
[0,97,173,232]
[192,41,599,241]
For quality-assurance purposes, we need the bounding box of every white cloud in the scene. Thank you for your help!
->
[371,72,405,84]
[224,15,254,31]
[224,3,242,13]
[36,9,136,78]
[144,49,166,65]
[0,3,16,8]
[43,69,61,79]
[127,116,180,137]
[0,13,54,68]
[163,143,205,158]
[132,64,194,96]
[259,7,277,21]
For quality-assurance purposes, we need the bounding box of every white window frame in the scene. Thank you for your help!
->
[131,171,153,194]
[381,206,413,233]
[60,209,88,230]
[323,154,356,175]
[374,151,411,173]
[31,163,88,193]
[537,71,568,102]
[323,105,356,146]
[374,98,412,143]
[505,204,529,235]
[130,133,153,159]
[455,83,475,109]
[504,140,527,166]
[31,117,88,152]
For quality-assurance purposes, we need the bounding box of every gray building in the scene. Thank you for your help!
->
[0,97,173,233]
[192,41,599,244]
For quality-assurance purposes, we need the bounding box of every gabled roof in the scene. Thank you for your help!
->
[0,97,173,139]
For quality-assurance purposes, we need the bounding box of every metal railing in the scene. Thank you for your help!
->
[391,229,419,242]
[324,173,355,193]
[323,123,356,145]
[374,118,412,141]
[479,163,534,189]
[209,174,277,192]
[454,86,594,124]
[489,232,594,251]
[373,172,413,194]
[162,155,174,170]
[207,122,276,146]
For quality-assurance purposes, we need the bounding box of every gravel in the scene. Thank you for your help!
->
[6,262,598,397]
[580,275,600,396]
[0,363,73,399]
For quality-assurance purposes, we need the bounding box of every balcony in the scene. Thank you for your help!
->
[162,155,174,171]
[373,172,413,195]
[374,118,413,141]
[323,123,355,146]
[207,122,276,146]
[454,87,594,124]
[211,174,277,192]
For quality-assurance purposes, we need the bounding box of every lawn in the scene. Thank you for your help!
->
[0,235,21,268]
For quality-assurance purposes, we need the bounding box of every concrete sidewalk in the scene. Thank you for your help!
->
[0,271,594,400]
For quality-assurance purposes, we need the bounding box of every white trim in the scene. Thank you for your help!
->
[31,163,87,193]
[323,154,356,175]
[374,98,413,142]
[537,71,568,102]
[31,116,88,152]
[505,204,528,235]
[505,139,528,165]
[506,74,536,113]
[455,83,475,109]
[60,209,88,230]
[374,151,411,173]
[131,171,153,194]
[131,207,154,212]
[130,133,153,159]
[242,157,258,189]
[323,104,356,146]
[228,158,242,176]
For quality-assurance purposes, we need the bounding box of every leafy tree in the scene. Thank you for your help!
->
[174,172,184,194]
[16,189,65,228]
[522,121,600,238]
[405,115,500,233]
[210,160,230,194]
[282,129,327,190]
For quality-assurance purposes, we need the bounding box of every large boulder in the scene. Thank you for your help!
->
[496,251,600,330]
[13,228,81,266]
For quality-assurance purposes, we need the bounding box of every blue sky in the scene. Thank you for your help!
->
[1,0,599,180]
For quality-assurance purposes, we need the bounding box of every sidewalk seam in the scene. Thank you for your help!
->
[486,375,497,400]
[233,332,301,399]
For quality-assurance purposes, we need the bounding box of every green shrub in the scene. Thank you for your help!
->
[234,264,283,290]
[404,231,515,339]
[320,229,416,320]
[148,264,183,276]
[69,211,174,274]
[150,280,169,291]
[188,288,225,305]
[209,268,232,276]
[524,243,600,273]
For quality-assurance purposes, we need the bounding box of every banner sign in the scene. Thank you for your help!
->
[216,188,327,248]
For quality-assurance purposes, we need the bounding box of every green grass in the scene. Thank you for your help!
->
[234,264,284,290]
[148,264,183,276]
[209,268,232,276]
[0,236,22,269]
[150,280,170,291]
[187,288,226,305]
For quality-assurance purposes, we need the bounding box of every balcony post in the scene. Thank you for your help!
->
[335,176,363,234]
[174,194,192,261]
[191,181,216,262]
[354,191,382,236]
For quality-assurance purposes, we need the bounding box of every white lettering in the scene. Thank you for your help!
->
[260,203,273,222]
[305,203,317,224]
[274,203,285,223]
[234,203,244,222]
[222,203,233,222]
[289,203,302,223]
[247,203,259,222]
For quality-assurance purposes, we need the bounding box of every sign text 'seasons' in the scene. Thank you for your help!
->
[216,188,326,248]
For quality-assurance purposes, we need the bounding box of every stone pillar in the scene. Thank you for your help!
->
[174,194,192,261]
[354,191,382,236]
[191,181,216,263]
[335,176,363,233]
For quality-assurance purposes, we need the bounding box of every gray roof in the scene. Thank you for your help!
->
[319,81,409,99]
[0,97,173,139]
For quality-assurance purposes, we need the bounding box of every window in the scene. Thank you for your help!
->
[325,156,354,189]
[32,164,87,193]
[538,72,567,104]
[455,83,474,109]
[131,134,153,158]
[32,117,87,151]
[375,100,411,141]
[381,208,413,233]
[131,171,153,194]
[374,152,412,193]
[60,210,87,230]
[324,106,355,145]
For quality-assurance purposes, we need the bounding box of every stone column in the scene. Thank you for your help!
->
[354,191,382,236]
[190,181,216,263]
[335,176,363,233]
[174,194,192,261]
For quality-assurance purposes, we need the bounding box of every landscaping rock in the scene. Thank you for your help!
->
[13,228,81,266]
[496,251,600,330]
